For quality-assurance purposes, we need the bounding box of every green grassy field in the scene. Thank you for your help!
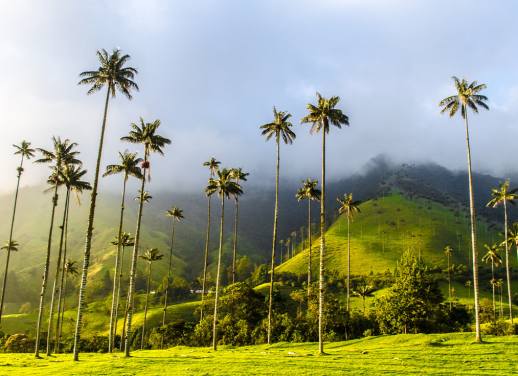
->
[0,333,516,375]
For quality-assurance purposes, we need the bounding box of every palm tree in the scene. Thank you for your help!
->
[229,168,249,284]
[337,193,361,313]
[439,76,489,342]
[161,207,184,348]
[482,243,503,319]
[302,92,349,354]
[34,137,80,358]
[121,118,170,357]
[206,168,243,350]
[56,260,78,352]
[296,179,321,299]
[487,180,517,323]
[506,222,518,262]
[73,48,138,361]
[139,248,163,350]
[200,157,220,322]
[443,245,454,309]
[0,141,34,323]
[352,282,376,314]
[495,278,504,318]
[103,151,143,352]
[260,107,296,345]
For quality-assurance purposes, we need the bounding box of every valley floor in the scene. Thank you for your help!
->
[0,333,516,375]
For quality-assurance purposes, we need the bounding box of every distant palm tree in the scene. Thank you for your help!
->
[206,168,243,350]
[121,118,170,357]
[302,92,349,354]
[56,260,78,351]
[139,248,163,350]
[115,232,135,352]
[229,168,249,284]
[506,222,518,262]
[482,243,503,319]
[0,141,34,323]
[161,207,184,348]
[337,193,361,313]
[443,245,454,309]
[260,107,296,345]
[0,241,19,254]
[487,180,517,323]
[296,179,321,299]
[103,151,143,352]
[494,278,504,318]
[74,48,138,361]
[439,76,489,342]
[352,281,376,314]
[34,137,81,358]
[200,157,220,322]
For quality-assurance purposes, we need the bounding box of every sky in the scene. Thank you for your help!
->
[2,0,518,194]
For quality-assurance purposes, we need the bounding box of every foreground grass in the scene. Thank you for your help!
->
[1,333,517,375]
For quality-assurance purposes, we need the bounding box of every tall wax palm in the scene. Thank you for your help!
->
[229,168,249,284]
[443,245,454,309]
[337,193,361,313]
[139,248,163,350]
[0,141,34,323]
[506,222,518,262]
[200,157,220,322]
[73,48,138,361]
[495,278,504,318]
[260,107,296,345]
[103,151,143,352]
[34,137,80,358]
[121,118,170,357]
[56,260,79,352]
[352,282,376,314]
[302,92,349,354]
[439,76,489,342]
[206,168,243,350]
[482,243,502,319]
[487,180,517,323]
[161,207,184,347]
[295,179,321,299]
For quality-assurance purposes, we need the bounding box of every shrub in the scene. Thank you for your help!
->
[4,334,34,353]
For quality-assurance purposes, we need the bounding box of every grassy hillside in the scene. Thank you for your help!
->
[2,333,517,375]
[278,194,508,276]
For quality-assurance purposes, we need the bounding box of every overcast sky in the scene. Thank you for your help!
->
[2,0,518,194]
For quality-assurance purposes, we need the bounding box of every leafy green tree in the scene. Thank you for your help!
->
[487,180,517,323]
[121,118,170,357]
[103,151,143,352]
[206,168,243,350]
[443,245,454,309]
[0,141,34,323]
[482,243,502,319]
[200,157,220,322]
[229,168,249,284]
[439,76,489,342]
[73,48,138,361]
[260,107,296,345]
[337,193,361,313]
[302,92,349,354]
[139,248,163,349]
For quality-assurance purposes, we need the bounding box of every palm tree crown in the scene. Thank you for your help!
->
[487,180,518,208]
[1,241,19,252]
[64,260,79,276]
[296,179,321,202]
[103,151,143,181]
[140,248,164,263]
[206,168,243,199]
[111,232,135,248]
[444,245,453,258]
[482,244,502,267]
[301,92,350,132]
[337,193,361,218]
[166,207,184,222]
[439,77,489,118]
[203,157,221,177]
[260,107,296,144]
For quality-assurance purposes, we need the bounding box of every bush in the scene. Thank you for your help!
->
[483,320,518,336]
[4,334,34,353]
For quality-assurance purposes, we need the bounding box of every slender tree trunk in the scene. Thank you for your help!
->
[500,285,504,318]
[140,262,152,350]
[73,86,111,361]
[318,127,327,355]
[0,154,24,322]
[200,194,212,322]
[161,221,175,349]
[463,110,482,342]
[113,245,126,351]
[46,188,70,355]
[109,175,128,352]
[58,270,69,351]
[346,213,351,313]
[503,199,513,323]
[267,140,280,345]
[232,198,239,284]
[35,183,59,358]
[212,196,225,350]
[307,200,312,300]
[120,293,129,352]
[447,254,452,310]
[491,261,496,320]
[124,172,147,357]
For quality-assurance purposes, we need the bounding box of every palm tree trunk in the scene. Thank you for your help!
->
[161,220,175,349]
[463,110,482,342]
[318,126,327,355]
[232,198,239,284]
[503,199,513,323]
[500,285,504,318]
[73,86,111,361]
[58,269,69,350]
[35,183,59,358]
[120,293,129,352]
[307,200,312,300]
[346,213,351,313]
[109,175,128,352]
[491,261,496,320]
[113,245,126,351]
[212,195,225,351]
[447,254,452,310]
[124,173,147,357]
[141,262,151,350]
[267,140,280,345]
[46,188,70,355]
[200,194,212,322]
[0,154,25,323]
